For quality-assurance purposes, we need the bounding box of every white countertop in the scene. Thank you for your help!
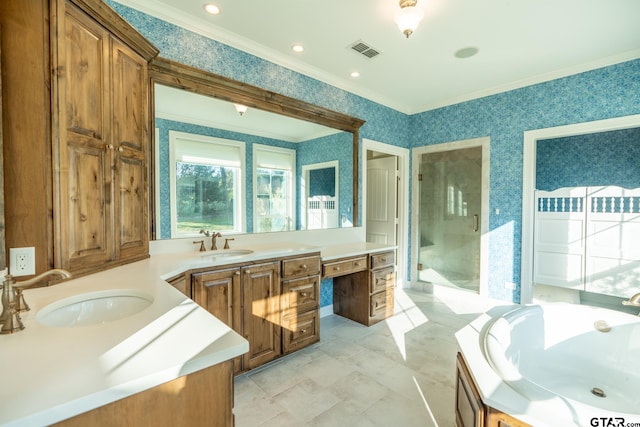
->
[0,239,391,426]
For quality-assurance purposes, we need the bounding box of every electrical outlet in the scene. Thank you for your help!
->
[10,247,36,277]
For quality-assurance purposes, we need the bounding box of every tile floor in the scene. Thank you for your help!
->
[234,287,502,427]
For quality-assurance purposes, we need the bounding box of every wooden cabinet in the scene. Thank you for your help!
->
[54,360,234,427]
[187,253,320,373]
[456,353,532,427]
[50,0,156,276]
[242,261,281,370]
[332,250,395,326]
[281,255,321,353]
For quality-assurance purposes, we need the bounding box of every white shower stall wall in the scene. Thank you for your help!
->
[534,186,640,298]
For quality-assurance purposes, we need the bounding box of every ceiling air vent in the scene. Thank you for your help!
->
[348,40,381,59]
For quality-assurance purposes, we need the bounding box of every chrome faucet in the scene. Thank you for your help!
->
[622,292,640,316]
[0,269,72,334]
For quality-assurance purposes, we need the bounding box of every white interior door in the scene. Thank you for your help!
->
[366,156,397,245]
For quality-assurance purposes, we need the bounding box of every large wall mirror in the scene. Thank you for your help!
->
[149,58,364,240]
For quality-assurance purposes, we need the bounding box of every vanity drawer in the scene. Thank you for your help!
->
[370,288,394,323]
[370,266,395,294]
[323,256,368,278]
[282,255,321,279]
[370,251,395,270]
[281,275,319,317]
[282,310,319,353]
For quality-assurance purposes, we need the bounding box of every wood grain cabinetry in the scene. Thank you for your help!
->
[50,0,156,276]
[332,250,395,326]
[281,255,321,353]
[186,253,320,373]
[455,353,532,427]
[54,360,234,427]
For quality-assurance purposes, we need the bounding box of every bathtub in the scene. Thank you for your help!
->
[483,303,640,423]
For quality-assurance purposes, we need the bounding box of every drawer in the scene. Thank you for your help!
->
[370,251,395,269]
[370,266,395,294]
[282,310,319,353]
[370,288,394,323]
[282,255,321,279]
[322,256,367,278]
[281,275,319,317]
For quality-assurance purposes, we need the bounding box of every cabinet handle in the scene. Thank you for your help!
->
[106,144,114,151]
[354,262,361,267]
[245,269,251,274]
[117,146,124,152]
[334,266,340,271]
[299,292,308,297]
[301,329,307,334]
[301,264,307,270]
[381,258,387,263]
[235,271,240,276]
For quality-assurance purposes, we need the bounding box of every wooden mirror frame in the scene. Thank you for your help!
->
[148,57,365,239]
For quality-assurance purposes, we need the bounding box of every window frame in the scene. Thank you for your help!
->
[252,144,296,233]
[169,130,246,238]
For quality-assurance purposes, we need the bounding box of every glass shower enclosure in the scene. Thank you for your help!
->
[418,146,482,292]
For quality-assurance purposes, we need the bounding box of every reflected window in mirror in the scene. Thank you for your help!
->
[301,161,339,230]
[169,131,246,237]
[253,144,296,233]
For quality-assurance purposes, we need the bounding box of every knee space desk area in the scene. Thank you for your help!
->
[321,242,396,327]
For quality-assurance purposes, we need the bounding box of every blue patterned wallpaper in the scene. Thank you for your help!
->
[110,1,640,304]
[536,127,640,191]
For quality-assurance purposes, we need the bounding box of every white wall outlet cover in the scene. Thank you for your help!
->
[9,247,36,277]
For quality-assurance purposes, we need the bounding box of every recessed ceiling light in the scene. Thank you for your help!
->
[203,3,220,15]
[291,44,304,53]
[350,71,360,78]
[454,47,479,59]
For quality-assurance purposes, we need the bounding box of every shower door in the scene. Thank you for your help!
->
[418,146,482,292]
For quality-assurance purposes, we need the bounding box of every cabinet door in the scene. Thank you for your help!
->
[54,1,113,272]
[111,38,149,262]
[242,261,281,369]
[193,268,243,374]
[192,268,242,331]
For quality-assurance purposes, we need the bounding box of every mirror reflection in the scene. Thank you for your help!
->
[154,84,353,238]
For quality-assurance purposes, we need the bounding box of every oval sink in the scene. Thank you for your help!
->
[199,249,254,258]
[37,289,154,328]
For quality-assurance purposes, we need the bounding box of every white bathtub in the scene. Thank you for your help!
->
[484,303,640,421]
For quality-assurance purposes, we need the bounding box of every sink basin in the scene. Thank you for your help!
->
[199,249,254,258]
[37,289,154,328]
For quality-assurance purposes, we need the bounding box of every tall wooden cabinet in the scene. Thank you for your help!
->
[51,0,156,275]
[0,0,158,278]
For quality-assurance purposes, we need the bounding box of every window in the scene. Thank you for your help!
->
[253,144,296,232]
[169,131,245,237]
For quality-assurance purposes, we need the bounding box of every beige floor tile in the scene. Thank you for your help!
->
[234,287,497,427]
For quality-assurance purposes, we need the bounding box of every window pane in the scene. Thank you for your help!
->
[255,168,291,232]
[175,161,237,234]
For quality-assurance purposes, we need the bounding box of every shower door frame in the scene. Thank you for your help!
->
[411,137,490,295]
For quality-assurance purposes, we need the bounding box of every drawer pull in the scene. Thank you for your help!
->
[354,262,361,267]
[299,292,308,297]
[301,329,307,334]
[301,264,308,270]
[381,258,387,262]
[334,266,340,271]
[245,269,251,274]
[235,271,240,276]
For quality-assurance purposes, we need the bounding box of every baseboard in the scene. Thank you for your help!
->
[320,304,334,318]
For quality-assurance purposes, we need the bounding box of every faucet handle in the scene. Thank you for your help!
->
[193,240,206,252]
[224,238,235,249]
[0,302,24,334]
[199,229,211,237]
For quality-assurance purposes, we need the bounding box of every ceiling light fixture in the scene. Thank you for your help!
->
[291,44,304,53]
[350,71,360,78]
[203,3,220,15]
[233,103,248,116]
[395,0,424,38]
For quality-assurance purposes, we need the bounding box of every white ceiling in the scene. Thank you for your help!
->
[118,0,640,115]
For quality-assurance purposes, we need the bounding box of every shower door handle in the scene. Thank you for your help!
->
[473,214,479,232]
